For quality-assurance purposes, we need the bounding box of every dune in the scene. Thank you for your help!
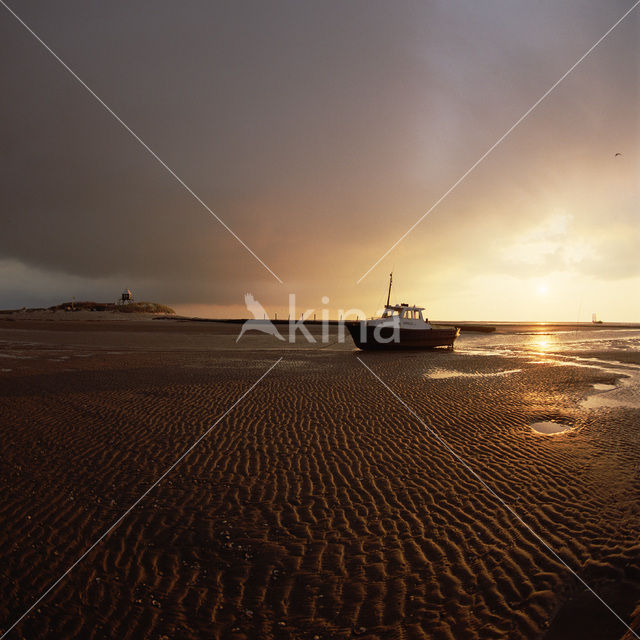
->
[0,301,175,322]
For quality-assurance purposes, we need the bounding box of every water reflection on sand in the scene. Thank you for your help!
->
[427,368,521,380]
[454,328,640,410]
[530,421,573,435]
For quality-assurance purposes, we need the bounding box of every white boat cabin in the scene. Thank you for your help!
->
[369,303,432,329]
[382,304,426,320]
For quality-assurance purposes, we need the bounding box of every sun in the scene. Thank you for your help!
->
[537,283,548,295]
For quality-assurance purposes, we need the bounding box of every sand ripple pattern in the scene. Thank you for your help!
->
[1,345,639,639]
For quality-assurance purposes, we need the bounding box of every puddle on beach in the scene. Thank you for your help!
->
[427,368,521,380]
[592,383,616,391]
[581,386,640,409]
[466,337,640,410]
[530,421,573,435]
[581,373,640,409]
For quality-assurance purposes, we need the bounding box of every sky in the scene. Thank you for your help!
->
[1,0,639,321]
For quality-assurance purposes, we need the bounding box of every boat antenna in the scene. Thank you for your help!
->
[386,272,393,307]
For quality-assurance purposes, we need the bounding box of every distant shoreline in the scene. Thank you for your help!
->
[1,307,639,333]
[157,316,640,334]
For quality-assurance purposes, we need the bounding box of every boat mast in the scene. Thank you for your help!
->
[386,272,393,307]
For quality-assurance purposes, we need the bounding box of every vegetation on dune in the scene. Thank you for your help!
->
[117,302,175,314]
[43,301,176,314]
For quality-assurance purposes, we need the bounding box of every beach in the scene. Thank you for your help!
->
[1,317,639,639]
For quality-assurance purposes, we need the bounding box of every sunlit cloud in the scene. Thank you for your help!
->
[500,213,594,272]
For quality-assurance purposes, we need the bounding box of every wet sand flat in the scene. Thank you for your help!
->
[1,319,639,639]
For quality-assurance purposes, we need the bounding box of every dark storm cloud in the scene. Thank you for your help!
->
[0,0,638,313]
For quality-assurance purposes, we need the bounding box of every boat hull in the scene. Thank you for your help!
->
[346,322,459,350]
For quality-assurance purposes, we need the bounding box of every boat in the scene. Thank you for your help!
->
[346,273,460,350]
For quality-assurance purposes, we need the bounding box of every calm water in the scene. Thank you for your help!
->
[457,328,640,410]
[455,327,640,354]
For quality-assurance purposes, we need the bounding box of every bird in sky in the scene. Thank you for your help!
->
[615,152,622,157]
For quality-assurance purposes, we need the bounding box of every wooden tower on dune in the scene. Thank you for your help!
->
[118,289,134,305]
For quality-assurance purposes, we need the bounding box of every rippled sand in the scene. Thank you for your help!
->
[0,319,639,639]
